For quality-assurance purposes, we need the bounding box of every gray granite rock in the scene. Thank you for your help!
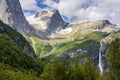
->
[0,0,34,34]
[0,0,36,57]
[29,10,69,37]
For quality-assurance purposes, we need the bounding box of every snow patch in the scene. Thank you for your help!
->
[56,27,72,34]
[27,16,48,30]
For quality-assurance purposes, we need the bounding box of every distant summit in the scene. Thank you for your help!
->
[94,20,117,32]
[28,10,68,37]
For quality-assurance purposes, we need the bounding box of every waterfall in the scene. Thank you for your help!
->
[99,41,103,74]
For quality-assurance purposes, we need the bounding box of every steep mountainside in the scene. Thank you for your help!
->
[0,0,34,34]
[0,20,35,57]
[0,20,42,75]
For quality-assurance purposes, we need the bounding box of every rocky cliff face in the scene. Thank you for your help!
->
[0,0,68,38]
[0,26,4,33]
[94,20,118,33]
[28,10,68,37]
[0,0,34,34]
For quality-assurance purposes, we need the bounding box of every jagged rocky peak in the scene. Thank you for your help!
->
[0,0,33,34]
[28,10,68,35]
[95,20,117,31]
[34,10,57,19]
[34,10,66,24]
[97,20,113,26]
[35,10,60,18]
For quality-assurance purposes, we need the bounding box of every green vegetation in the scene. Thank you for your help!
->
[39,38,120,80]
[0,31,120,80]
[41,32,108,61]
[31,36,53,58]
[0,63,40,80]
[0,20,43,79]
[1,19,120,80]
[40,59,100,80]
[0,34,42,73]
[28,27,110,61]
[0,20,35,57]
[107,38,120,80]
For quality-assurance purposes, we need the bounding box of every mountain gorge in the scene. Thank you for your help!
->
[0,0,120,79]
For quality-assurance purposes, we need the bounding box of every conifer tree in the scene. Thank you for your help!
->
[107,38,120,80]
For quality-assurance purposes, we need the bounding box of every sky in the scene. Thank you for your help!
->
[19,0,120,25]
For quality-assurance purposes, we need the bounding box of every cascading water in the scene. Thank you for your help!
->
[99,41,103,74]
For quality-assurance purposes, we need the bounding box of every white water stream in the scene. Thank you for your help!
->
[98,41,103,74]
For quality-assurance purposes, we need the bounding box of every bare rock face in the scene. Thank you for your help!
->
[0,0,36,57]
[0,0,34,34]
[0,26,4,33]
[96,20,114,29]
[93,20,118,33]
[28,10,68,37]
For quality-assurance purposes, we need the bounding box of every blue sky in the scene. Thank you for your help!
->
[19,0,120,25]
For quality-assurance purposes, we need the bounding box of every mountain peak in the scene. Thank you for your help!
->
[97,20,113,26]
[28,10,68,36]
[94,20,118,32]
[34,10,59,18]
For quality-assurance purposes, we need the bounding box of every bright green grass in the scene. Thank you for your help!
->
[29,30,110,61]
[43,32,109,60]
[31,36,53,58]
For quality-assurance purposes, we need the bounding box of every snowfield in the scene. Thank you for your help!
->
[56,27,72,34]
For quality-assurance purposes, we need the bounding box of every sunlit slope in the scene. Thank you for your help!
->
[27,20,119,61]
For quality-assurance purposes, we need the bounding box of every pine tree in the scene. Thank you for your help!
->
[68,62,84,80]
[40,60,67,80]
[107,38,120,80]
[80,59,99,80]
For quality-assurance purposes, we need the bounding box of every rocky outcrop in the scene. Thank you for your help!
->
[97,20,113,29]
[63,48,87,58]
[0,0,34,34]
[96,20,116,30]
[0,26,4,33]
[94,20,118,33]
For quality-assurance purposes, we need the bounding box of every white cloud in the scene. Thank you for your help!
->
[41,0,120,25]
[42,0,87,18]
[19,0,40,11]
[20,0,120,25]
[23,12,34,18]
